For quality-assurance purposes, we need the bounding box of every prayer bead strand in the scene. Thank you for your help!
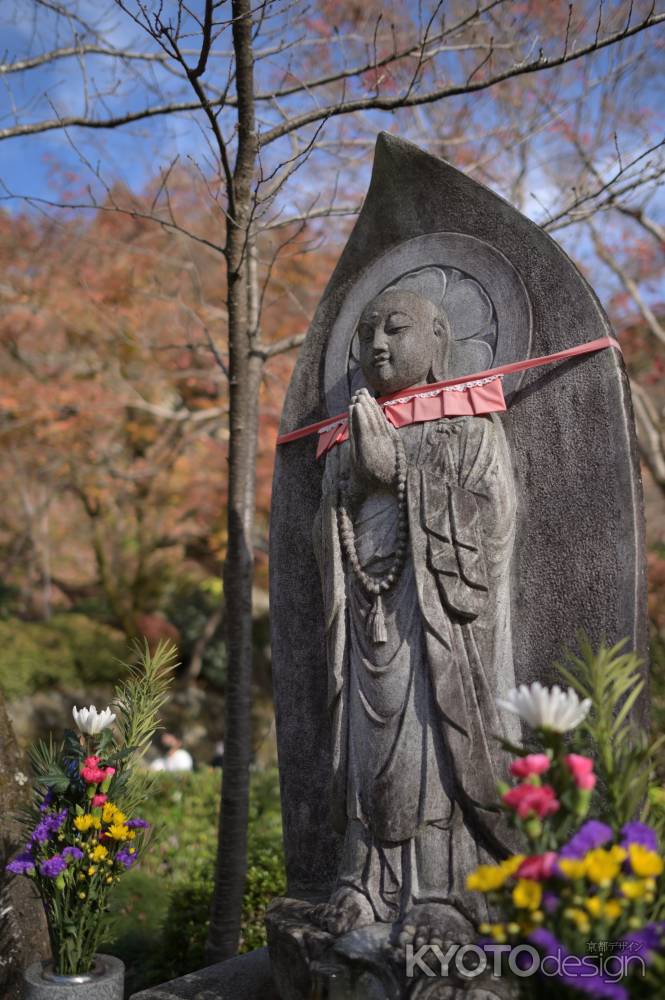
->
[337,437,409,643]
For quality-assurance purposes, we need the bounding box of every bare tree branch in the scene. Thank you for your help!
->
[590,222,665,350]
[615,204,665,245]
[258,10,665,147]
[631,380,665,490]
[258,331,306,358]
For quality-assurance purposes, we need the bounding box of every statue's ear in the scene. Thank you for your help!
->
[430,313,451,381]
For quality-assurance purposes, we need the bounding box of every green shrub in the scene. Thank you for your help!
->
[105,767,285,991]
[240,843,286,952]
[166,580,227,689]
[0,613,127,698]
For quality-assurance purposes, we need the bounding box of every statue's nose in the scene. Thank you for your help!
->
[372,324,389,355]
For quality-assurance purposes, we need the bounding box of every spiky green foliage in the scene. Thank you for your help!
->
[110,639,178,815]
[557,634,664,831]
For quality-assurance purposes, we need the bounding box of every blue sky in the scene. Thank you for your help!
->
[0,0,663,296]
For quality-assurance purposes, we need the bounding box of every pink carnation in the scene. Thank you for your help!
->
[565,754,597,791]
[502,783,560,819]
[92,794,108,807]
[510,754,551,779]
[104,767,116,779]
[81,757,107,784]
[516,852,558,880]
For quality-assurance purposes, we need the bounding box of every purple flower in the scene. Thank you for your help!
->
[52,808,68,830]
[126,818,149,830]
[529,929,629,1000]
[6,850,35,875]
[560,820,613,859]
[623,922,665,964]
[566,978,628,999]
[31,820,51,844]
[39,788,54,812]
[542,890,559,914]
[39,855,67,878]
[530,927,567,958]
[620,821,658,852]
[115,848,137,869]
[62,846,83,862]
[31,808,68,846]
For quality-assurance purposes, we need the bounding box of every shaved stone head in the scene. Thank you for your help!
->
[357,289,450,394]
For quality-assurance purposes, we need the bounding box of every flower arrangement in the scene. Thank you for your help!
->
[5,640,177,976]
[466,639,665,999]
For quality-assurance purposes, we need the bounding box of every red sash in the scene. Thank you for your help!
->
[276,336,621,459]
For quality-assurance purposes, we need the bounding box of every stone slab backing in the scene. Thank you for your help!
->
[269,132,647,898]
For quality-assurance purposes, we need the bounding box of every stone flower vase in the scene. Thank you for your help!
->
[23,954,124,999]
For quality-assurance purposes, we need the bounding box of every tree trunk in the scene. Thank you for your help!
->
[205,0,259,961]
[0,692,50,997]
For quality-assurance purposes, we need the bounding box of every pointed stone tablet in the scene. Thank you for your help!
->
[269,133,647,898]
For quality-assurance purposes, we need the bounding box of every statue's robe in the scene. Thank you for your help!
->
[314,413,520,922]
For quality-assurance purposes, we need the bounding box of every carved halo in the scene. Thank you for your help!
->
[347,264,497,395]
[324,232,532,415]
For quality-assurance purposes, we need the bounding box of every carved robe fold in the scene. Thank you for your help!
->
[314,413,520,919]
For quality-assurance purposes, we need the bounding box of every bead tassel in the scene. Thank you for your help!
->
[367,595,387,644]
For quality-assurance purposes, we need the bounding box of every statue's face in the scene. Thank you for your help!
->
[357,289,444,395]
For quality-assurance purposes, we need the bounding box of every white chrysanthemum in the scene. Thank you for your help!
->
[72,704,116,735]
[496,683,591,733]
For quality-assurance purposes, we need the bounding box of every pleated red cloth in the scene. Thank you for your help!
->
[276,336,621,460]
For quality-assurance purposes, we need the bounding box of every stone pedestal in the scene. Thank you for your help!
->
[23,954,124,1000]
[129,948,277,1000]
[266,898,518,1000]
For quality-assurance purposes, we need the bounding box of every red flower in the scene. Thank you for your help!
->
[92,794,108,807]
[81,756,107,784]
[564,754,596,791]
[510,754,551,779]
[516,852,558,880]
[502,784,560,819]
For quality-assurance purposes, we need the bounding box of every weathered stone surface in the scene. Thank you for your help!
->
[269,131,646,909]
[0,693,50,1000]
[266,897,517,1000]
[265,897,334,1000]
[129,948,276,1000]
[23,954,124,1000]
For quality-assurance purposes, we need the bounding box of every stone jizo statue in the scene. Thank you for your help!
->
[267,135,645,1000]
[311,279,519,952]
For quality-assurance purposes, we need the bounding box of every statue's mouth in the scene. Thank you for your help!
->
[373,355,391,368]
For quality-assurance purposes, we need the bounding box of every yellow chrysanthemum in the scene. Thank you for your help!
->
[621,878,649,900]
[512,879,542,912]
[501,855,526,877]
[102,802,126,826]
[467,855,525,892]
[488,923,507,943]
[87,866,97,876]
[564,907,591,933]
[107,823,132,841]
[585,847,626,886]
[467,867,506,892]
[559,859,587,880]
[90,844,108,862]
[629,845,664,878]
[585,897,622,921]
[74,814,101,833]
